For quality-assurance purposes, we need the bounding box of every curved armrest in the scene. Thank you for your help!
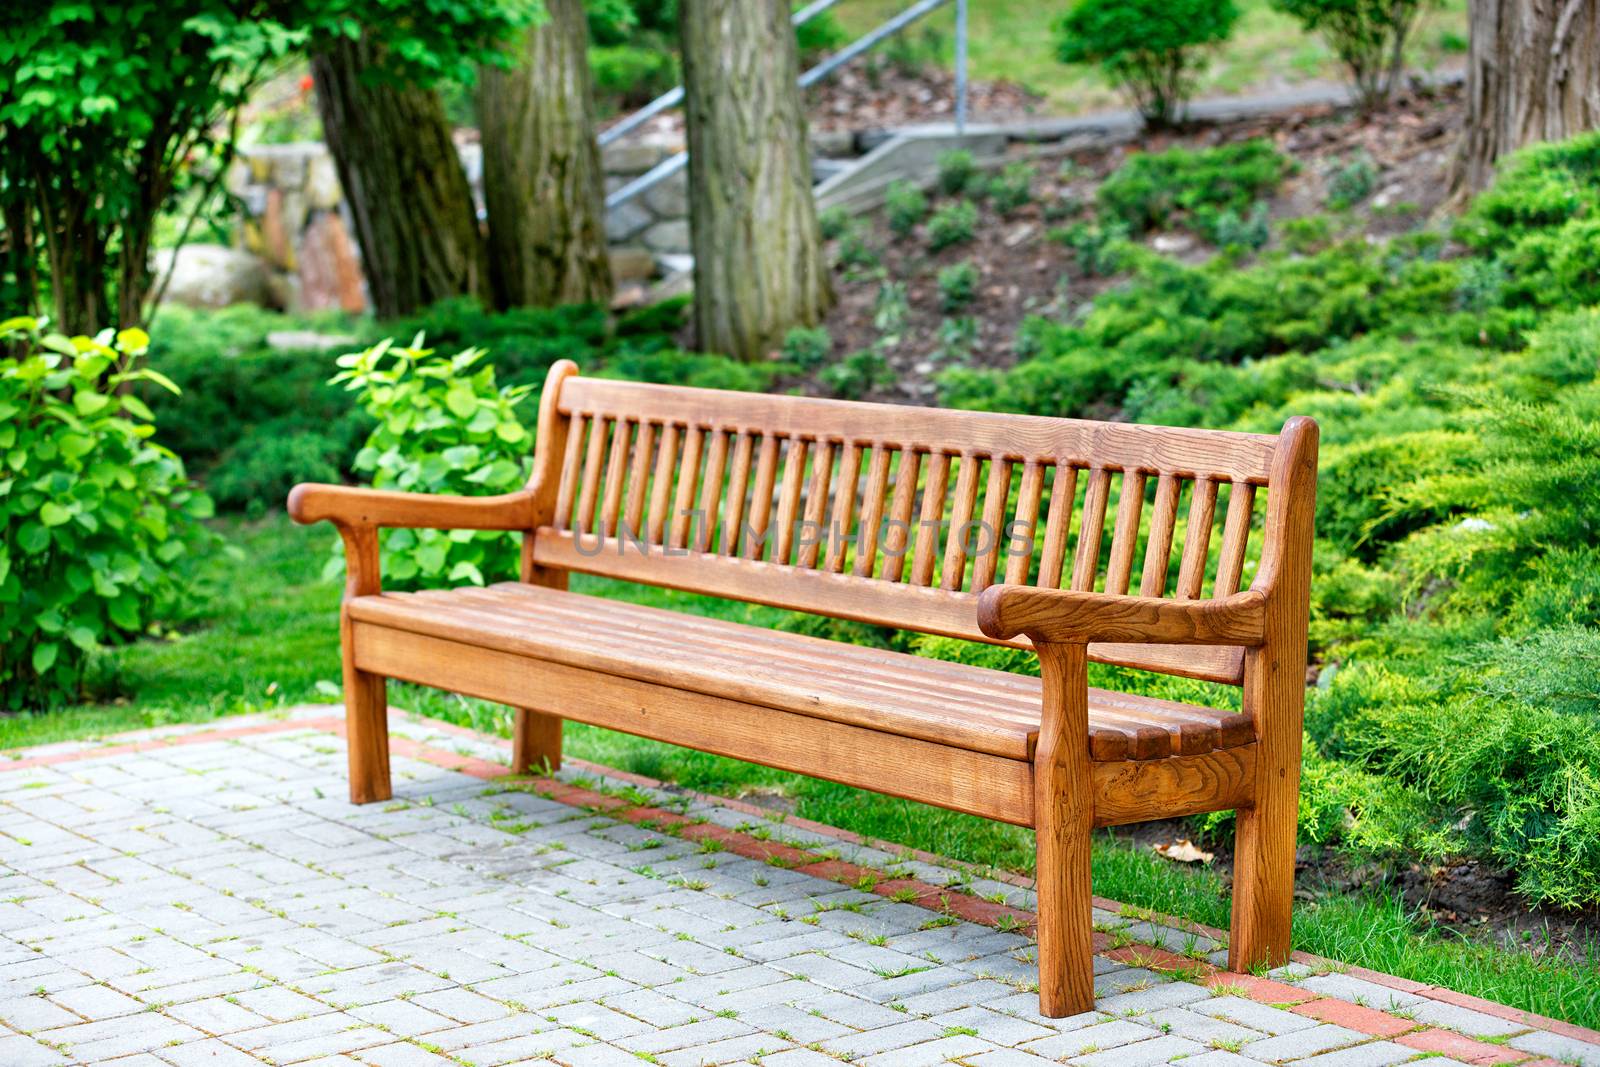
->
[287,483,536,531]
[977,585,1267,646]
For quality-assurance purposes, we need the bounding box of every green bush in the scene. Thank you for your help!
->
[986,162,1036,215]
[884,180,928,236]
[820,348,896,400]
[332,336,534,589]
[1210,202,1271,251]
[937,149,978,196]
[834,226,881,271]
[1096,139,1291,237]
[1055,0,1239,126]
[926,199,978,251]
[780,325,832,370]
[588,44,678,107]
[0,318,215,709]
[937,260,980,312]
[1326,151,1378,209]
[1050,218,1133,275]
[1272,0,1428,108]
[818,205,852,241]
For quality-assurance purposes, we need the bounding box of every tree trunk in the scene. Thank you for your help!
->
[477,0,612,309]
[311,35,487,319]
[1453,0,1600,195]
[679,0,833,362]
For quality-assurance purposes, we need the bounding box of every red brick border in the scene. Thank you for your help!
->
[6,709,1599,1052]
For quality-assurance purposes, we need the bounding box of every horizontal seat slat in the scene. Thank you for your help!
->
[348,584,1254,763]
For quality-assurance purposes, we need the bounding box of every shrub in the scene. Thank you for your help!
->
[332,336,534,589]
[821,348,896,400]
[1209,202,1271,250]
[1096,140,1291,236]
[834,226,881,271]
[1050,218,1134,275]
[1055,0,1239,126]
[1281,214,1337,254]
[1326,151,1378,209]
[884,180,928,236]
[781,325,832,370]
[818,205,852,241]
[0,317,215,709]
[926,199,978,251]
[986,162,1036,215]
[1271,0,1428,109]
[937,260,980,311]
[937,149,978,196]
[936,316,979,363]
[588,45,679,107]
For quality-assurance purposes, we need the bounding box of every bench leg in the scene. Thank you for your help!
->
[343,662,391,805]
[1034,643,1095,1018]
[512,709,562,774]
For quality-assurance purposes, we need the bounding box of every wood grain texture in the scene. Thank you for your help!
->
[979,586,1267,647]
[1033,642,1095,1017]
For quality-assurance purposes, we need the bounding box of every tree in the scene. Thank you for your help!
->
[1055,0,1239,127]
[312,35,490,319]
[0,1,532,334]
[1453,0,1600,195]
[1271,0,1428,110]
[476,0,612,309]
[679,0,832,363]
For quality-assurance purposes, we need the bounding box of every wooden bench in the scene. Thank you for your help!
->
[288,360,1318,1017]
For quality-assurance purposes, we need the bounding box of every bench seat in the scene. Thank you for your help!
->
[348,583,1254,764]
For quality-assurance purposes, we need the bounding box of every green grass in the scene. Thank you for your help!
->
[5,514,1597,1026]
[831,0,1468,115]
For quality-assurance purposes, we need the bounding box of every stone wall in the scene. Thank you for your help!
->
[227,135,690,313]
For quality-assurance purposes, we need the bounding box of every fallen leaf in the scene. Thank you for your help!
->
[1153,839,1214,865]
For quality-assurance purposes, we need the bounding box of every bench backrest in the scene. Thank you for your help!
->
[525,363,1314,685]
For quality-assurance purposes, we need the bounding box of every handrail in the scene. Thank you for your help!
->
[602,0,970,213]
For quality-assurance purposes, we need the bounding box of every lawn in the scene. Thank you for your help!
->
[832,0,1469,114]
[7,512,1597,1026]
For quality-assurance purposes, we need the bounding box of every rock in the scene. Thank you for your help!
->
[605,201,652,242]
[641,219,690,254]
[1151,233,1195,254]
[603,141,667,176]
[150,243,272,309]
[643,171,688,217]
[306,151,343,210]
[297,211,367,313]
[609,247,657,284]
[266,329,359,351]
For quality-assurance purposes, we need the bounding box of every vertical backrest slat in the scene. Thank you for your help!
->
[669,426,704,549]
[695,430,729,552]
[798,440,835,568]
[1004,461,1045,585]
[1104,470,1147,595]
[720,433,754,555]
[1139,474,1180,596]
[1176,477,1218,599]
[1037,464,1078,590]
[853,446,893,578]
[646,423,679,544]
[623,420,655,538]
[971,457,1013,592]
[883,449,921,582]
[774,437,807,565]
[910,452,952,586]
[940,454,983,590]
[744,434,781,560]
[600,418,631,537]
[576,414,610,534]
[1070,468,1111,591]
[1214,481,1256,596]
[553,413,587,530]
[825,442,862,572]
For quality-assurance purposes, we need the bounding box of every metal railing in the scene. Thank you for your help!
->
[602,0,970,212]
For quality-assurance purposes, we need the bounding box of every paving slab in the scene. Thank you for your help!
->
[0,706,1595,1066]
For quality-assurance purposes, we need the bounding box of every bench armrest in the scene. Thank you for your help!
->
[287,483,536,531]
[976,585,1267,646]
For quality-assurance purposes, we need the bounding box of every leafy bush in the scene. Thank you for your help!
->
[821,349,897,400]
[332,336,534,589]
[1326,151,1378,209]
[1210,202,1271,251]
[926,200,978,251]
[834,226,881,271]
[1055,0,1239,126]
[0,317,215,709]
[588,45,679,107]
[986,163,1036,215]
[1050,218,1134,275]
[1096,140,1291,238]
[937,149,978,196]
[818,205,852,241]
[884,180,929,236]
[937,260,980,311]
[781,325,832,370]
[1271,0,1428,108]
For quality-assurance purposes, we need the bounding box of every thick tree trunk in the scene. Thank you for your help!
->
[311,35,487,319]
[1453,0,1600,195]
[679,0,833,362]
[476,0,611,309]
